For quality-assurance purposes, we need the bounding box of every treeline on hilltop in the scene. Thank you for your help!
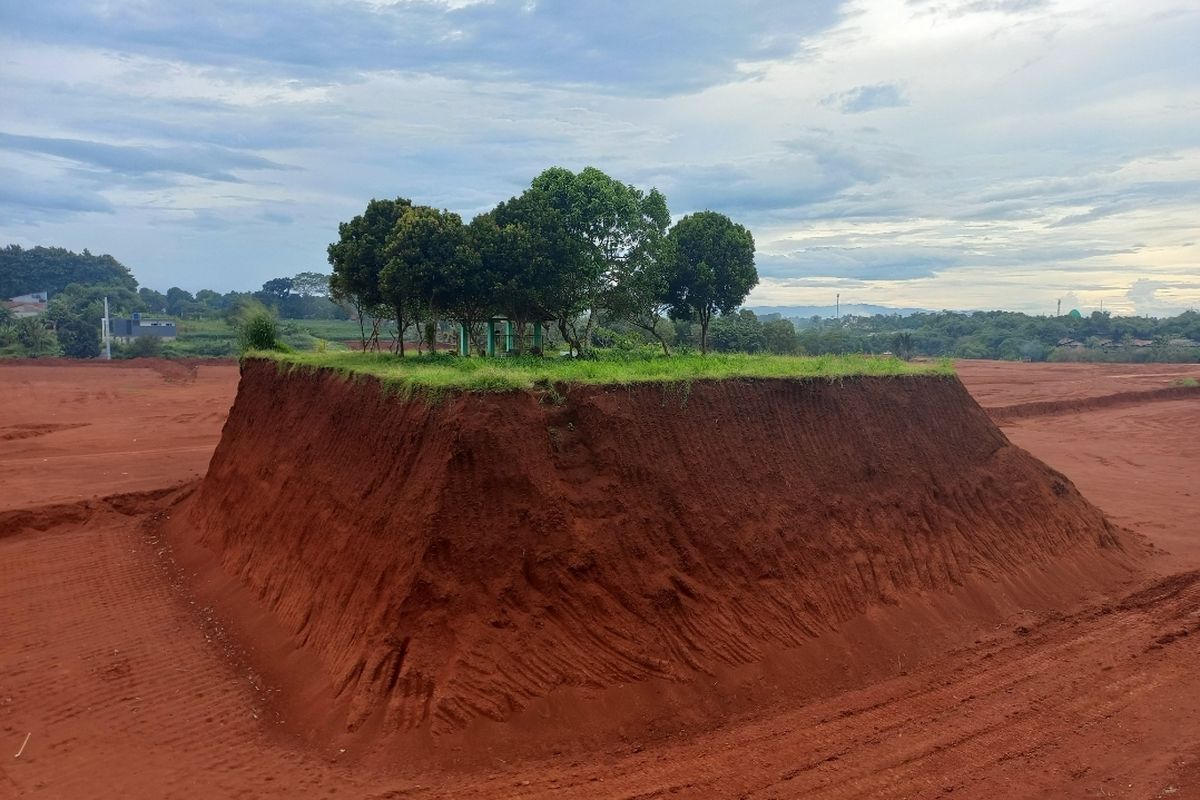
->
[326,166,758,355]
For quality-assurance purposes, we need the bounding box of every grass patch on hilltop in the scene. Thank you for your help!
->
[248,349,954,398]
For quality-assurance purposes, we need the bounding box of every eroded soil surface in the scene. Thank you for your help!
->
[1,359,1196,799]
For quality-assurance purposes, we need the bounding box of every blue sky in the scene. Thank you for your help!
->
[1,0,1197,314]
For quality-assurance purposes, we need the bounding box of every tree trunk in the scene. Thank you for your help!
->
[700,310,711,355]
[394,304,406,357]
[652,326,671,356]
[368,317,382,352]
[353,299,368,351]
[582,307,598,354]
[557,317,578,357]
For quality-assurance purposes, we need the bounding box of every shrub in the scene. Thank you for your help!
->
[128,335,164,358]
[238,311,284,353]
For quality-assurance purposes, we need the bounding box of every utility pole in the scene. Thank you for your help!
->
[836,293,840,319]
[103,296,111,360]
[1057,298,1061,317]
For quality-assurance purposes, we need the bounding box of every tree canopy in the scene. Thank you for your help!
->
[666,211,758,354]
[0,245,137,299]
[324,166,755,357]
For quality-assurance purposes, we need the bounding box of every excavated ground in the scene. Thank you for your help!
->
[0,358,1196,798]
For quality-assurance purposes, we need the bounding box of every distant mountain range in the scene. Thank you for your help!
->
[748,304,928,319]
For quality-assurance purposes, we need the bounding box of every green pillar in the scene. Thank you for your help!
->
[458,322,469,356]
[532,323,543,352]
[504,320,514,353]
[486,319,496,357]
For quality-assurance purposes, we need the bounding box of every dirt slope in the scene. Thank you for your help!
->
[177,360,1130,753]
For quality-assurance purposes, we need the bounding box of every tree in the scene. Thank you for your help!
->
[380,206,468,355]
[2,316,58,356]
[47,306,100,358]
[710,309,765,353]
[260,277,294,299]
[138,287,168,313]
[529,166,670,352]
[291,271,330,298]
[0,245,137,299]
[606,229,677,355]
[666,211,758,354]
[328,197,413,351]
[487,189,593,355]
[891,332,915,360]
[165,287,198,317]
[763,317,799,355]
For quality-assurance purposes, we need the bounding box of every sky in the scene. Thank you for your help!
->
[1,0,1198,316]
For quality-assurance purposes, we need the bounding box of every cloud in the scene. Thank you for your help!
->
[1,0,1198,314]
[821,83,908,114]
[0,179,116,223]
[0,131,296,184]
[757,246,961,281]
[1124,277,1196,316]
[907,0,1050,18]
[0,0,845,96]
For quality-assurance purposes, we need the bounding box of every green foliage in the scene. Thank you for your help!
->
[786,308,1200,363]
[666,211,758,354]
[237,311,285,353]
[328,197,412,349]
[127,335,164,358]
[42,282,137,359]
[0,315,59,357]
[253,350,953,398]
[0,245,137,298]
[710,309,765,353]
[763,317,799,355]
[529,166,671,352]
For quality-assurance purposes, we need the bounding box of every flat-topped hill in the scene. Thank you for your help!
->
[176,357,1129,759]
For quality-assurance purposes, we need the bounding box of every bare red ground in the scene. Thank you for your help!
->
[1,358,1197,799]
[0,359,236,511]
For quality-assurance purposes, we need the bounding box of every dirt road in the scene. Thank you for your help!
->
[0,359,1196,799]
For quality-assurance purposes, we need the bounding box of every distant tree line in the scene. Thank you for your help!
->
[652,307,1199,362]
[0,244,347,358]
[327,166,758,355]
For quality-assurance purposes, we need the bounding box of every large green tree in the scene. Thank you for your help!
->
[381,206,469,355]
[328,197,413,350]
[666,211,758,354]
[528,166,670,352]
[486,188,593,355]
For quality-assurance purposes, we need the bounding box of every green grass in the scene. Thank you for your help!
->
[1173,376,1199,388]
[248,349,955,398]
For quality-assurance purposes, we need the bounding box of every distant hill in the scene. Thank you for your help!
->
[749,304,927,320]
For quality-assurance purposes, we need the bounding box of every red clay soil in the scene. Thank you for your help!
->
[987,384,1200,423]
[3,358,1198,799]
[0,360,238,510]
[958,361,1200,573]
[957,359,1200,407]
[173,360,1133,762]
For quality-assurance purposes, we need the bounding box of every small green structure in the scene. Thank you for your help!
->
[460,318,546,357]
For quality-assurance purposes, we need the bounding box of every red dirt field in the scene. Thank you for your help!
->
[1,358,1197,799]
[0,359,236,511]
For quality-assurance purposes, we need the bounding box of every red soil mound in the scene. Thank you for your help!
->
[179,360,1129,751]
[987,384,1200,423]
